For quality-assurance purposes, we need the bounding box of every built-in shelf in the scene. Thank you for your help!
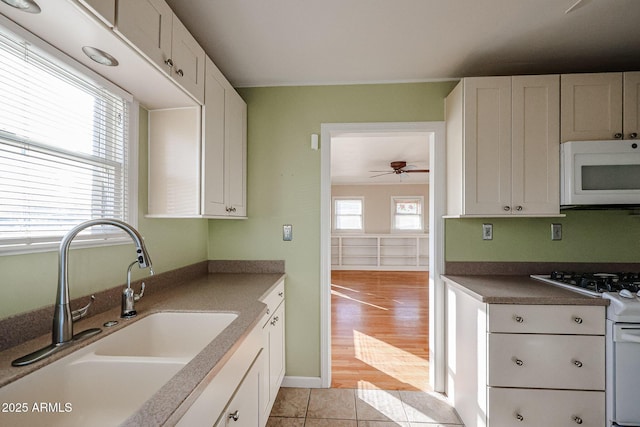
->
[331,234,429,271]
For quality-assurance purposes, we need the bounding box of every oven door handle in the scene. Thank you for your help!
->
[620,332,640,344]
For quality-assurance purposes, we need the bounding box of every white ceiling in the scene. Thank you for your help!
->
[165,0,640,87]
[331,133,429,185]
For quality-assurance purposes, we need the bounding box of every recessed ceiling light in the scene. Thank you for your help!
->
[82,46,119,67]
[1,0,41,13]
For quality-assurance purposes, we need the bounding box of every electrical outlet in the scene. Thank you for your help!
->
[482,223,493,240]
[283,224,293,241]
[551,223,562,240]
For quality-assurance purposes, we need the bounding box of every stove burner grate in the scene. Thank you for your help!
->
[549,271,640,293]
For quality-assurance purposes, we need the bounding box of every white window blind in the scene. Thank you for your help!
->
[0,27,133,252]
[392,197,424,231]
[334,198,364,231]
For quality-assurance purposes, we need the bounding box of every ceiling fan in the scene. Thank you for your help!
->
[370,161,430,178]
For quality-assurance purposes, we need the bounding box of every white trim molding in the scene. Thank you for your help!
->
[320,121,446,391]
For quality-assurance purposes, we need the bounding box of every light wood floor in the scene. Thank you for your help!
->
[331,270,430,391]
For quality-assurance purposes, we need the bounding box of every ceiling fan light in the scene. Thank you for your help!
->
[1,0,41,13]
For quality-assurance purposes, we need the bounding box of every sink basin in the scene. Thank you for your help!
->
[94,311,238,358]
[0,355,184,426]
[0,311,238,426]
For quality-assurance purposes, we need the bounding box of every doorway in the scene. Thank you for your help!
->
[320,122,446,392]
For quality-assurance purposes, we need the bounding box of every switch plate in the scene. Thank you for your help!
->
[283,224,293,241]
[482,223,493,240]
[551,223,562,240]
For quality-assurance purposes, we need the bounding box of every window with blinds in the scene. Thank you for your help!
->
[0,26,135,253]
[391,196,424,232]
[333,197,364,232]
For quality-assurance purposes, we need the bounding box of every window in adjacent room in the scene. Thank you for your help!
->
[333,197,364,232]
[391,196,424,232]
[0,24,137,254]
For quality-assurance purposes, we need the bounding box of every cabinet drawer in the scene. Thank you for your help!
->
[488,334,604,390]
[488,388,604,427]
[261,279,285,319]
[488,304,605,334]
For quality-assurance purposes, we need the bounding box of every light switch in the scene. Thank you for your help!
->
[551,223,562,240]
[283,224,293,241]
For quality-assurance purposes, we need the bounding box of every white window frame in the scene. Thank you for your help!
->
[0,20,138,256]
[332,197,364,233]
[390,196,424,233]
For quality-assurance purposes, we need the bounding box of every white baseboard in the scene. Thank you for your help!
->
[281,376,324,388]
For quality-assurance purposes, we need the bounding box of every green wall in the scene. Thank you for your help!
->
[207,82,458,379]
[0,108,209,319]
[446,210,640,262]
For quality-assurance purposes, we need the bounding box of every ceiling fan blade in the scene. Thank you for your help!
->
[404,169,430,173]
[369,172,394,178]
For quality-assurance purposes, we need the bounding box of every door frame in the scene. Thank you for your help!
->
[320,121,446,391]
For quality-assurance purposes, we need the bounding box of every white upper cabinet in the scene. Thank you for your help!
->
[202,56,247,218]
[148,57,246,218]
[446,75,560,217]
[116,0,205,103]
[561,72,640,142]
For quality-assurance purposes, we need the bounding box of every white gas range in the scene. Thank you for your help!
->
[532,272,640,427]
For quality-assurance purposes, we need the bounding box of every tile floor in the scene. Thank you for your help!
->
[267,387,464,427]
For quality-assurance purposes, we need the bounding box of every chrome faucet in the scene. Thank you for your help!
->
[12,219,153,367]
[121,260,153,318]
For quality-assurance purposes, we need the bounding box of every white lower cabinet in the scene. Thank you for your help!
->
[260,280,286,426]
[446,283,605,427]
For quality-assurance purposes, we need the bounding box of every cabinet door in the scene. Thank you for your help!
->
[225,90,247,217]
[561,73,623,141]
[463,77,512,215]
[202,57,228,216]
[217,352,262,427]
[116,0,173,72]
[171,14,205,103]
[624,71,640,140]
[511,75,560,215]
[268,303,285,402]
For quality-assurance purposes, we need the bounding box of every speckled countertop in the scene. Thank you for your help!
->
[0,270,285,426]
[442,275,609,306]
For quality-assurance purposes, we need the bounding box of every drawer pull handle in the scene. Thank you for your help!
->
[573,416,583,424]
[516,414,524,422]
[229,410,239,421]
[514,358,524,366]
[514,315,524,323]
[573,317,583,324]
[573,360,583,368]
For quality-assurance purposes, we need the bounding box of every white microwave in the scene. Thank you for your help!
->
[561,140,640,206]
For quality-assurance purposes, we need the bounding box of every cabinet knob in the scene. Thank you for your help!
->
[573,316,583,324]
[515,205,523,212]
[229,410,239,421]
[164,58,174,68]
[516,414,524,422]
[176,68,184,77]
[514,315,524,323]
[630,132,638,139]
[573,359,583,368]
[614,132,623,139]
[278,291,284,297]
[503,206,511,212]
[573,416,583,424]
[514,358,524,366]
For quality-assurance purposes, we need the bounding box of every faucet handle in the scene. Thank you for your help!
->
[72,295,95,322]
[134,282,145,302]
